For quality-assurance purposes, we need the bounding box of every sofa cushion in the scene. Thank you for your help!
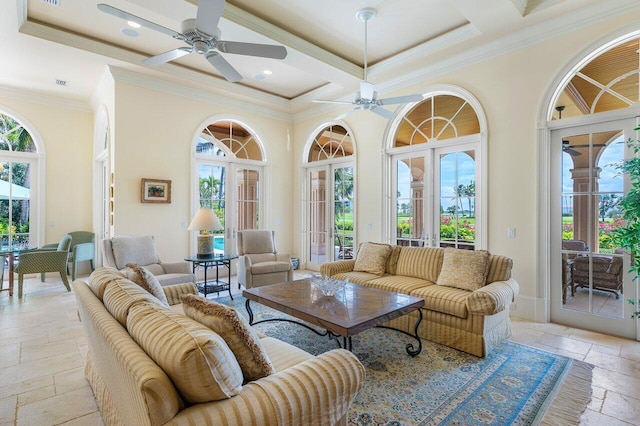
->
[127,303,244,404]
[486,254,513,283]
[331,271,384,286]
[365,275,433,295]
[88,267,125,301]
[385,245,402,275]
[259,336,314,372]
[111,235,161,270]
[436,248,489,291]
[103,278,167,327]
[395,247,444,282]
[251,261,291,275]
[353,242,392,275]
[181,294,275,382]
[410,284,470,318]
[124,263,169,306]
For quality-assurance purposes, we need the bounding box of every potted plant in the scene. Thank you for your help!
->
[612,127,640,319]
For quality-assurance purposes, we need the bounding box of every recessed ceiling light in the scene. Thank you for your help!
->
[121,28,139,37]
[127,20,141,28]
[253,74,266,80]
[263,69,272,75]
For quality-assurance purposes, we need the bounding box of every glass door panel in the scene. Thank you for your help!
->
[552,120,636,339]
[198,164,226,254]
[307,168,328,268]
[0,161,31,249]
[236,167,260,232]
[395,156,425,246]
[334,166,354,260]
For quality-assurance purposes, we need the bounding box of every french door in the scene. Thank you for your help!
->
[196,161,262,256]
[391,141,481,250]
[550,118,637,338]
[0,158,34,249]
[305,163,354,270]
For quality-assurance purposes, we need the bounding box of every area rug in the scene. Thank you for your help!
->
[215,295,592,426]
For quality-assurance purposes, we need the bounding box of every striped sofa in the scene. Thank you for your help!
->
[73,268,365,425]
[320,245,519,357]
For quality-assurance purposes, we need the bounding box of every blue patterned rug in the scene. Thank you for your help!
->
[214,295,592,426]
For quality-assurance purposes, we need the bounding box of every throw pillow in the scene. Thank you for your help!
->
[353,242,392,275]
[181,294,275,382]
[127,302,244,403]
[436,248,490,292]
[124,263,169,307]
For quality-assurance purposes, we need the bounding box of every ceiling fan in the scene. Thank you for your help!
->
[562,140,607,156]
[97,0,287,82]
[313,8,423,120]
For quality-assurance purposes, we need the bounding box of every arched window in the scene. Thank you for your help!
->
[387,88,485,250]
[193,119,266,255]
[546,29,640,336]
[0,111,41,249]
[303,124,355,269]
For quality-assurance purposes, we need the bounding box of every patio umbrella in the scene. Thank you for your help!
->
[0,180,30,200]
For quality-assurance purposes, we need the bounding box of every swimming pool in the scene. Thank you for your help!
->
[214,235,225,253]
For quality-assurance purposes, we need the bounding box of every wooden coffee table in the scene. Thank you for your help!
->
[243,279,425,356]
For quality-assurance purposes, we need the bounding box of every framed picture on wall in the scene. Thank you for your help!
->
[141,178,171,204]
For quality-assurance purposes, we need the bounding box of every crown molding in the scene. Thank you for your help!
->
[184,0,362,80]
[108,67,293,123]
[0,84,91,112]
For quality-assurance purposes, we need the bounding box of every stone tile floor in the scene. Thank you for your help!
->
[0,273,639,425]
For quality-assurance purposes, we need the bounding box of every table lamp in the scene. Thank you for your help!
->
[188,208,223,258]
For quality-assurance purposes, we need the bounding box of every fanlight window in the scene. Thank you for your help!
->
[307,125,353,162]
[553,38,640,119]
[197,121,263,161]
[0,114,36,152]
[394,94,480,147]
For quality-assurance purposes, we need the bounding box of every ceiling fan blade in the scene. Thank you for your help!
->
[360,82,375,101]
[370,106,395,119]
[97,4,181,38]
[196,0,225,37]
[312,99,355,105]
[217,41,287,59]
[336,108,360,120]
[563,147,582,157]
[205,52,242,82]
[142,47,192,66]
[378,94,423,106]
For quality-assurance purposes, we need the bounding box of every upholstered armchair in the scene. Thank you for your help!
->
[67,231,95,280]
[15,234,72,298]
[236,229,293,289]
[572,248,623,299]
[102,235,195,286]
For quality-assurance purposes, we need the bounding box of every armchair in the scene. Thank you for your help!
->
[102,235,195,286]
[236,229,293,289]
[561,240,589,303]
[15,234,72,298]
[571,248,623,299]
[67,231,95,280]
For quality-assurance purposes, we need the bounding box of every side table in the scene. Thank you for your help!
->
[184,254,238,299]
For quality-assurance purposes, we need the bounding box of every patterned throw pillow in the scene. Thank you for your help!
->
[124,263,169,307]
[436,248,490,292]
[181,294,275,382]
[353,242,392,275]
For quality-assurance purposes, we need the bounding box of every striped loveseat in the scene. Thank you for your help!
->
[73,268,365,425]
[320,244,519,357]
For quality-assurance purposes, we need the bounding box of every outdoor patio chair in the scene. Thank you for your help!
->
[15,234,72,298]
[561,239,588,303]
[571,248,623,299]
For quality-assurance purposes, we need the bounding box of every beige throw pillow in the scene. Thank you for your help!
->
[181,294,275,382]
[353,242,392,275]
[127,302,243,403]
[124,263,169,307]
[436,248,489,292]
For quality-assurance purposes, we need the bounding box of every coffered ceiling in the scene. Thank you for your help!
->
[2,0,639,114]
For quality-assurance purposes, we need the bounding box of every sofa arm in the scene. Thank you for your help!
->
[320,260,356,277]
[468,278,520,315]
[161,261,191,274]
[163,282,198,306]
[275,253,291,262]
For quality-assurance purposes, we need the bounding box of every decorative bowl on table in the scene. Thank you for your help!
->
[310,273,347,297]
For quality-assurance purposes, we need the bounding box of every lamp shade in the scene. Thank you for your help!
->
[188,208,223,232]
[188,208,223,258]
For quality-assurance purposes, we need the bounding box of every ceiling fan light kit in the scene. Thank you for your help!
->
[97,0,287,83]
[313,8,423,120]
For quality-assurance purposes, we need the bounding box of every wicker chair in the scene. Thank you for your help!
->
[67,231,95,280]
[15,234,72,298]
[561,240,588,303]
[572,248,623,299]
